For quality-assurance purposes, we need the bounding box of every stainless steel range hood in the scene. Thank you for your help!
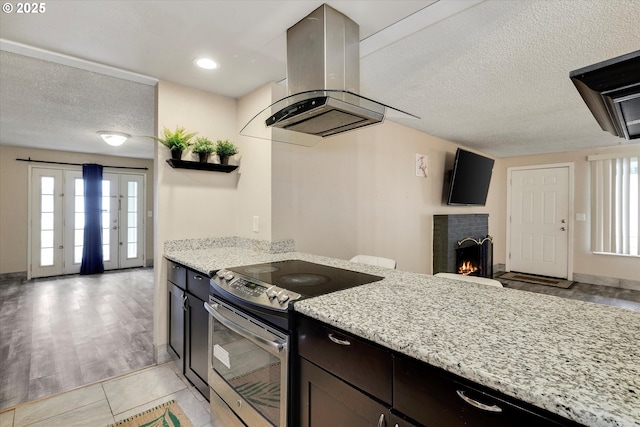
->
[570,50,640,140]
[241,4,417,146]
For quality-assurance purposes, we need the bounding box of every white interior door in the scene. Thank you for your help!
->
[30,168,64,278]
[509,166,570,278]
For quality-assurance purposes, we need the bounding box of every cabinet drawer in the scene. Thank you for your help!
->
[187,269,210,301]
[394,356,574,427]
[167,261,186,288]
[297,315,392,404]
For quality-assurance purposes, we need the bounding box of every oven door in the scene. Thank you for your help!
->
[206,297,289,427]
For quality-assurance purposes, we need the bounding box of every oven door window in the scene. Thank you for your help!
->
[208,300,287,427]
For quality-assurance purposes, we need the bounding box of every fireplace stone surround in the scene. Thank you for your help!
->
[433,214,490,275]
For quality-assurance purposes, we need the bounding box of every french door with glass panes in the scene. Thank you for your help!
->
[30,167,145,278]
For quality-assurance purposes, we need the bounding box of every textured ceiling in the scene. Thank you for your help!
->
[0,51,155,158]
[1,0,639,160]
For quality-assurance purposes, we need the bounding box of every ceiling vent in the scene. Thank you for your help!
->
[570,50,640,140]
[241,4,417,147]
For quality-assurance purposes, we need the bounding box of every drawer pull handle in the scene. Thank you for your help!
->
[376,413,385,427]
[456,390,503,413]
[194,275,203,280]
[328,333,351,346]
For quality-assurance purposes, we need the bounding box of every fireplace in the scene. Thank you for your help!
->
[433,214,495,277]
[456,236,493,277]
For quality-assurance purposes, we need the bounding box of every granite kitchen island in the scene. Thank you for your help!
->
[165,240,640,427]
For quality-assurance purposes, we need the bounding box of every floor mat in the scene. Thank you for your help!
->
[108,400,192,427]
[498,272,573,288]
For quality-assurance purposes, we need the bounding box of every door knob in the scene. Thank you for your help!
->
[561,227,566,231]
[112,225,118,230]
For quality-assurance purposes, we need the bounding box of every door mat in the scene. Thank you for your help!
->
[498,272,573,289]
[108,400,193,427]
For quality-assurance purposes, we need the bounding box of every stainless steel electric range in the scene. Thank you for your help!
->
[206,259,383,427]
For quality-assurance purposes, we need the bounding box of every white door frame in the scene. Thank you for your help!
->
[27,165,146,279]
[506,162,575,280]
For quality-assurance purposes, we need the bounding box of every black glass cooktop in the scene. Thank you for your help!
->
[228,259,383,297]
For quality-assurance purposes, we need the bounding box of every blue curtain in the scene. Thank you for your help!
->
[80,163,104,275]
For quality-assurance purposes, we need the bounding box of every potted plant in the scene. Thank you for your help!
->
[192,137,215,163]
[215,139,239,165]
[153,126,197,160]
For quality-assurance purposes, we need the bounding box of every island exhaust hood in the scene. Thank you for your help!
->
[241,4,418,146]
[570,50,640,140]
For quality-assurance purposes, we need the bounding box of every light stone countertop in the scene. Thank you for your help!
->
[164,245,640,427]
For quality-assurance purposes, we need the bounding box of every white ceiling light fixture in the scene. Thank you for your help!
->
[194,57,218,70]
[97,131,130,146]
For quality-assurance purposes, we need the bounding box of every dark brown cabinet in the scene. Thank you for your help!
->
[299,358,389,427]
[297,314,392,427]
[389,412,420,427]
[297,314,581,427]
[168,283,185,360]
[168,262,186,361]
[394,355,579,427]
[167,260,210,400]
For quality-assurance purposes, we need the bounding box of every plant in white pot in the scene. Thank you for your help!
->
[192,137,215,163]
[215,139,238,165]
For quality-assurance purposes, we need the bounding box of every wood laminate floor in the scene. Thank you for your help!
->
[0,268,154,410]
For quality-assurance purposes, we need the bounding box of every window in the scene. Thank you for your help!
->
[589,153,639,256]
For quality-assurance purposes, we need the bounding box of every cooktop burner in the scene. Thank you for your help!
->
[230,259,383,297]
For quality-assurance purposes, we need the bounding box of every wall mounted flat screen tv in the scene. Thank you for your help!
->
[447,148,495,206]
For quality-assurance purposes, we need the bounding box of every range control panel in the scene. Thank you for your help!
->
[211,269,302,311]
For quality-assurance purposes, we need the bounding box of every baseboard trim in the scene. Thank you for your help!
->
[154,344,172,365]
[573,273,640,291]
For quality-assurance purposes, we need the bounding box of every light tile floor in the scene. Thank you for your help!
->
[0,362,212,427]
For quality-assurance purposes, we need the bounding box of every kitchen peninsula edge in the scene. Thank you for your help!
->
[164,238,639,427]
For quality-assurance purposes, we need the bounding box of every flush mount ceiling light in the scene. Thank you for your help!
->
[97,131,130,147]
[194,57,218,70]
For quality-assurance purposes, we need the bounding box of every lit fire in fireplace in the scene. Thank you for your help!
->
[458,260,478,275]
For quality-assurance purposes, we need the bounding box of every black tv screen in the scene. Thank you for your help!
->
[447,148,494,206]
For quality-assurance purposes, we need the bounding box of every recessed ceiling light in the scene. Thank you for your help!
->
[194,57,218,70]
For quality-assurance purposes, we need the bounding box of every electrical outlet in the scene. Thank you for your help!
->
[576,213,586,222]
[147,210,153,218]
[252,216,259,233]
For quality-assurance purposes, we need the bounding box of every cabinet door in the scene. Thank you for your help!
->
[185,292,210,400]
[390,413,421,427]
[167,261,187,287]
[300,358,389,427]
[394,356,572,427]
[168,283,185,363]
[297,315,392,404]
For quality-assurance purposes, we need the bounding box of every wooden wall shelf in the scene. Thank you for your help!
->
[166,159,238,173]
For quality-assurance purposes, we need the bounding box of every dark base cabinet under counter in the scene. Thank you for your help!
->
[167,260,210,401]
[295,314,584,427]
[393,354,584,427]
[297,314,393,427]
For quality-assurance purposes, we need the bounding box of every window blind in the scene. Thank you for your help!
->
[588,153,639,256]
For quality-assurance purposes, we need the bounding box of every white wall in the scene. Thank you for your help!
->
[271,116,501,274]
[153,80,239,354]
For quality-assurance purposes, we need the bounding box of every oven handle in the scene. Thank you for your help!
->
[204,302,285,355]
